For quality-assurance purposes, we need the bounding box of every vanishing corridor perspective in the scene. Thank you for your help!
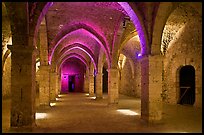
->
[2,2,202,133]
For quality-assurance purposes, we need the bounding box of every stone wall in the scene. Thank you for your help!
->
[163,17,202,107]
[119,58,141,98]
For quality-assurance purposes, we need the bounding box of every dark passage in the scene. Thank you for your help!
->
[103,67,108,93]
[68,75,75,92]
[178,65,195,105]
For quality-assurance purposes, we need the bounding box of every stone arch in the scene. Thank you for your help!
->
[52,43,97,70]
[151,2,175,55]
[119,31,138,54]
[176,65,196,105]
[53,44,97,71]
[118,2,149,56]
[2,49,11,69]
[153,2,201,55]
[31,2,149,68]
[49,24,110,69]
[57,53,89,74]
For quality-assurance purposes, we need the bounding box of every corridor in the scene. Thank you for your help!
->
[2,93,202,133]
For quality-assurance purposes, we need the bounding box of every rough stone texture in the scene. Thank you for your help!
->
[89,74,95,97]
[50,72,57,101]
[95,72,103,99]
[135,60,141,98]
[163,16,202,108]
[119,58,137,97]
[83,71,89,93]
[108,68,119,104]
[9,45,36,128]
[38,66,50,106]
[140,55,163,122]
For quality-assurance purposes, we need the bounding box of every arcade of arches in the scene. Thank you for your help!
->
[2,2,202,133]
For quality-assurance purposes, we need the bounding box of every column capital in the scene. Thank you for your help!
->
[96,72,103,76]
[39,65,50,70]
[7,45,37,54]
[50,71,57,75]
[139,54,164,61]
[107,68,119,73]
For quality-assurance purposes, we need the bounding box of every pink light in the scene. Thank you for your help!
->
[58,55,88,73]
[57,46,97,70]
[48,23,111,69]
[50,28,104,65]
[36,2,144,69]
[58,41,95,60]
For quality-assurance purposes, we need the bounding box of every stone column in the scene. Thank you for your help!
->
[38,65,50,106]
[108,68,119,104]
[50,72,57,101]
[55,73,59,96]
[84,71,89,93]
[8,45,36,128]
[140,55,163,123]
[38,22,50,106]
[89,73,95,96]
[96,72,103,99]
[195,68,202,108]
[58,74,61,95]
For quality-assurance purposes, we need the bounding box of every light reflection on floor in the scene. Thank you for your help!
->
[117,109,140,116]
[35,113,48,119]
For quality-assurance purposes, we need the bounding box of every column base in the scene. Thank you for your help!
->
[96,96,103,100]
[9,122,37,133]
[39,104,51,109]
[89,93,95,97]
[141,101,163,123]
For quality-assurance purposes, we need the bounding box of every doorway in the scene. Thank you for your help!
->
[178,65,195,105]
[68,75,75,92]
[103,67,108,93]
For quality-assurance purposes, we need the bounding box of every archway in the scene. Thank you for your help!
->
[102,67,108,93]
[60,57,86,93]
[178,65,195,105]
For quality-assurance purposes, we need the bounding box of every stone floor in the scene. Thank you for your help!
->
[2,92,202,133]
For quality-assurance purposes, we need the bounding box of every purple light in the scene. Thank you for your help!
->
[118,2,147,55]
[136,52,142,59]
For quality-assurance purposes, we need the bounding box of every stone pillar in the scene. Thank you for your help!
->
[89,73,95,96]
[58,74,61,95]
[8,45,36,128]
[38,21,50,106]
[140,55,163,123]
[55,73,59,96]
[96,72,103,99]
[50,72,57,101]
[195,68,202,108]
[84,72,89,93]
[108,68,119,104]
[38,65,50,106]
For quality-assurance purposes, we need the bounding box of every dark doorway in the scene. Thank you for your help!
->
[94,73,96,93]
[68,75,75,92]
[103,67,108,93]
[178,65,195,105]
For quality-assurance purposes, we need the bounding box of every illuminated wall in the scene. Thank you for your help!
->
[61,58,86,93]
